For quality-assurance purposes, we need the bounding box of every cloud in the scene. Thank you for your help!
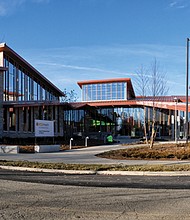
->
[0,0,26,16]
[0,0,50,16]
[36,62,135,77]
[169,1,177,7]
[169,0,188,9]
[0,4,6,16]
[20,43,186,99]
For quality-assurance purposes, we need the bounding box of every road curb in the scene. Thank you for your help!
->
[96,170,190,176]
[2,165,190,176]
[0,165,96,175]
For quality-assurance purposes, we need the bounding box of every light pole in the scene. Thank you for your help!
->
[69,138,73,150]
[174,97,178,143]
[85,136,89,147]
[186,38,189,143]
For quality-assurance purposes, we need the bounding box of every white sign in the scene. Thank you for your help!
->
[35,120,54,137]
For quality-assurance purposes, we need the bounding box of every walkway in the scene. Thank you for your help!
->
[1,141,190,166]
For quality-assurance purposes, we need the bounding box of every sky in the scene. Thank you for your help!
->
[0,0,190,100]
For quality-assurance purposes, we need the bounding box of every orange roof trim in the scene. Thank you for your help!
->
[77,78,136,98]
[77,78,132,88]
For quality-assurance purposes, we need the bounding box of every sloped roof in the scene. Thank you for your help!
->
[0,43,65,97]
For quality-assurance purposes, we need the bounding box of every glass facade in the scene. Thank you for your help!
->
[0,43,187,144]
[82,82,127,101]
[0,48,66,143]
[61,106,174,137]
[3,55,59,102]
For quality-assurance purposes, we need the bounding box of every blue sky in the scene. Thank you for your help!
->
[0,0,189,100]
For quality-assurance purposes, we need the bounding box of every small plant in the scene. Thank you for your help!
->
[19,146,35,153]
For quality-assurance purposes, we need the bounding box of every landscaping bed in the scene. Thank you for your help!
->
[2,142,190,172]
[96,143,190,160]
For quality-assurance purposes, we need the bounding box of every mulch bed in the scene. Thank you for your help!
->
[97,143,190,160]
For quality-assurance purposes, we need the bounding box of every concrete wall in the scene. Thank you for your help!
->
[0,145,19,154]
[35,145,60,153]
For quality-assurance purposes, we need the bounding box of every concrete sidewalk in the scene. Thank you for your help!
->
[0,142,190,166]
[1,141,190,176]
[2,165,190,176]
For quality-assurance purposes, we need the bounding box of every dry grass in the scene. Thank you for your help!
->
[18,145,84,153]
[1,160,190,172]
[2,142,190,172]
[97,143,190,160]
[60,145,86,151]
[19,146,35,153]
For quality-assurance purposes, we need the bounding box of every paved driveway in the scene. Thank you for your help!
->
[1,143,190,166]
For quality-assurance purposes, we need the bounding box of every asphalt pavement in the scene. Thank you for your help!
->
[0,140,190,165]
[0,142,185,165]
[1,138,190,176]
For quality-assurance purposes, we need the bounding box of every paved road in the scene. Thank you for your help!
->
[1,143,190,166]
[1,169,190,219]
[1,140,190,219]
[1,169,190,189]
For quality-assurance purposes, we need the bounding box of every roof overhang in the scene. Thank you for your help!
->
[0,43,65,97]
[0,67,8,71]
[71,96,190,112]
[77,78,132,88]
[77,78,136,99]
[3,101,72,109]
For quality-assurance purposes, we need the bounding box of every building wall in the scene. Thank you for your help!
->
[2,104,65,140]
[0,52,3,66]
[0,70,3,139]
[0,48,65,142]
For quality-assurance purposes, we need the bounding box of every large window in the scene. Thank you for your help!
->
[82,82,127,101]
[3,55,59,102]
[18,69,24,101]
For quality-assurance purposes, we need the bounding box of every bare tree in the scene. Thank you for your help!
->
[135,59,169,148]
[62,89,78,102]
[148,59,168,148]
[134,65,149,144]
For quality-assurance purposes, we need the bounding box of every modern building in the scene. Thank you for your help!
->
[0,43,66,143]
[0,43,189,144]
[76,79,189,139]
